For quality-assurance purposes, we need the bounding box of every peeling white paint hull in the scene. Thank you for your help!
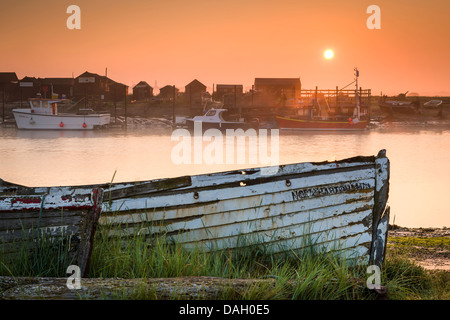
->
[98,150,390,265]
[1,150,390,266]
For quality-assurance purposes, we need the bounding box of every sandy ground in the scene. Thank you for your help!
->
[387,226,450,271]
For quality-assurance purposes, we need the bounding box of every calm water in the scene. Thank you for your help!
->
[1,125,449,228]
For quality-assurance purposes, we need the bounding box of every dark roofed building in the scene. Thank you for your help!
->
[0,72,18,83]
[74,71,128,102]
[39,78,75,99]
[185,79,206,106]
[133,81,153,101]
[159,85,179,102]
[0,72,19,102]
[18,76,40,100]
[16,77,74,100]
[215,84,243,100]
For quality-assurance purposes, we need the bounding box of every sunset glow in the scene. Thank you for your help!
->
[1,0,449,96]
[324,50,334,60]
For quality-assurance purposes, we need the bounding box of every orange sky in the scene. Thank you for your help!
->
[1,0,449,96]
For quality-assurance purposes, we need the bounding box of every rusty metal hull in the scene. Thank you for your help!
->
[0,182,103,276]
[99,150,390,265]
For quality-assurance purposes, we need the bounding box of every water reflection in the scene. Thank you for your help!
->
[0,125,449,228]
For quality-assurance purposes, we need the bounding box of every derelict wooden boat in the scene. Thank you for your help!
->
[1,150,390,266]
[97,149,390,266]
[0,180,103,276]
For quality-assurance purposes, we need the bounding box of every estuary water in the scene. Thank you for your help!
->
[1,124,449,228]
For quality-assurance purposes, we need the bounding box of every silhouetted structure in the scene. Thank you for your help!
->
[74,71,128,102]
[185,79,206,106]
[159,85,179,102]
[0,72,19,102]
[133,81,153,101]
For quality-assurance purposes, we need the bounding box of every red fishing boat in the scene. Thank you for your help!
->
[276,68,369,131]
[276,116,368,130]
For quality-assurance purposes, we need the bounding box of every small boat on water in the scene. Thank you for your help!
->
[0,180,103,276]
[423,100,443,109]
[378,91,421,114]
[185,108,258,131]
[378,100,420,114]
[276,116,368,131]
[276,68,369,131]
[12,98,111,130]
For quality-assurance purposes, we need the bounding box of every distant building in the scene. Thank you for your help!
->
[0,72,19,102]
[39,78,75,99]
[74,71,128,102]
[185,79,206,106]
[254,78,301,106]
[18,76,40,100]
[159,85,179,102]
[215,84,243,107]
[16,77,75,100]
[132,81,153,101]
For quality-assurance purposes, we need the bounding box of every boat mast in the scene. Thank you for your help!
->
[355,67,360,119]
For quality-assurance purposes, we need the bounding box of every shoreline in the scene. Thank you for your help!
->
[387,225,449,271]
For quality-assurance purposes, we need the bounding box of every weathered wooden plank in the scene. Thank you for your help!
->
[0,213,84,231]
[0,208,83,221]
[76,188,104,277]
[369,150,390,264]
[106,199,374,240]
[104,175,192,200]
[370,206,390,267]
[0,276,298,300]
[108,206,374,260]
[0,194,93,212]
[101,188,374,227]
[0,225,81,243]
[0,187,103,276]
[184,158,375,189]
[103,169,375,213]
[167,208,373,246]
[178,227,373,260]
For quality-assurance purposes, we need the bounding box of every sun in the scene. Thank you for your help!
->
[324,49,334,59]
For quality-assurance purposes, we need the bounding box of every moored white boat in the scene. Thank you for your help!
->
[423,100,443,109]
[12,98,111,130]
[185,108,258,131]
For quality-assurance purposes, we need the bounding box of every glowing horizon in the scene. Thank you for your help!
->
[1,0,449,96]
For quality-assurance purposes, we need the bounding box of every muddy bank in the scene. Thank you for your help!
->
[387,226,450,271]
